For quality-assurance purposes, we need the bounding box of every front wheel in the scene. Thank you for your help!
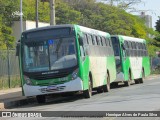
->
[83,77,92,98]
[36,95,46,104]
[103,73,110,92]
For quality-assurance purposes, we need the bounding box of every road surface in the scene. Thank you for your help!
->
[2,75,160,120]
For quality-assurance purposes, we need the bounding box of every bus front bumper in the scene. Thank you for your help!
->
[23,77,83,97]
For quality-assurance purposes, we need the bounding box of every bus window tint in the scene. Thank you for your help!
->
[100,37,103,46]
[87,34,92,45]
[111,37,120,56]
[92,35,96,45]
[83,33,88,45]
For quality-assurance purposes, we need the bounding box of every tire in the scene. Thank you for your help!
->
[111,82,118,88]
[124,80,130,86]
[134,79,140,84]
[36,95,46,104]
[97,87,103,93]
[139,70,144,84]
[124,72,131,87]
[103,73,110,92]
[83,76,92,98]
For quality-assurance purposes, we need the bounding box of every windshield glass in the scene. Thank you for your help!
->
[23,37,77,72]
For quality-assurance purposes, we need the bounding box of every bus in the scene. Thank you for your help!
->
[17,24,116,103]
[111,35,150,86]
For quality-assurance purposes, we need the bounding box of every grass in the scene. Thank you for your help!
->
[0,75,21,90]
[151,69,160,75]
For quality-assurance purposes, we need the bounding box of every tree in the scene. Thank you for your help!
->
[155,17,160,33]
[0,0,18,49]
[99,0,142,11]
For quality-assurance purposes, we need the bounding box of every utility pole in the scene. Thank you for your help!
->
[36,0,39,28]
[7,44,11,88]
[20,0,23,33]
[50,0,56,25]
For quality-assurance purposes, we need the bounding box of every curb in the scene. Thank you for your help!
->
[0,97,36,109]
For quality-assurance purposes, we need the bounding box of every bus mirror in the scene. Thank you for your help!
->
[78,35,83,46]
[16,40,20,56]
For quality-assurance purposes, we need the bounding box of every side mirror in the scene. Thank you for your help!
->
[78,35,83,46]
[16,40,20,56]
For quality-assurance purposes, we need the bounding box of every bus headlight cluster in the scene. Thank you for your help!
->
[24,75,32,85]
[71,69,79,80]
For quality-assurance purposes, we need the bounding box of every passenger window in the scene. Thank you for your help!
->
[100,37,103,46]
[83,33,88,45]
[87,34,92,45]
[96,36,100,45]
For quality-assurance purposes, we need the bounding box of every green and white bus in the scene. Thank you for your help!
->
[17,24,116,103]
[111,35,150,86]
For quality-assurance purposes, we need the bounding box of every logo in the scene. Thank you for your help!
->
[2,112,11,117]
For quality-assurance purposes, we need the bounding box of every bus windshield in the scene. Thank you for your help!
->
[23,37,77,72]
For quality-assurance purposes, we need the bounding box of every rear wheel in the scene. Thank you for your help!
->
[97,87,103,93]
[124,72,131,87]
[134,79,140,84]
[83,76,92,98]
[139,70,145,83]
[111,82,118,88]
[36,95,46,104]
[103,73,110,92]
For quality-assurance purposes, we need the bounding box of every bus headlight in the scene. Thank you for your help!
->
[71,69,79,80]
[24,75,32,85]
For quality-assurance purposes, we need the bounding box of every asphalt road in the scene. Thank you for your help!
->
[3,75,160,120]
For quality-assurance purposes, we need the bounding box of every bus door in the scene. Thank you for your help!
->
[111,37,122,74]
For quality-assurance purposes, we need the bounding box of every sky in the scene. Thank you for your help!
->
[132,0,160,29]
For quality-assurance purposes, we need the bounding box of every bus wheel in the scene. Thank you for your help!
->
[134,79,140,84]
[111,82,118,88]
[36,95,46,104]
[139,70,144,83]
[124,72,131,87]
[103,73,110,92]
[83,76,92,98]
[97,87,103,93]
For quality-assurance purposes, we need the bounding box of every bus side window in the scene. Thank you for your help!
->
[100,37,103,46]
[78,35,86,61]
[128,41,132,56]
[138,43,140,56]
[124,41,128,57]
[87,34,93,45]
[133,42,136,57]
[142,43,145,56]
[91,35,96,45]
[96,36,100,46]
[83,33,88,45]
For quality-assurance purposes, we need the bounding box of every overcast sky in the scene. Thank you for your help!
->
[132,0,160,29]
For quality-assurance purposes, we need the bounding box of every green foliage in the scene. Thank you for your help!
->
[56,0,82,24]
[0,0,159,56]
[155,17,160,33]
[0,0,17,49]
[153,16,160,55]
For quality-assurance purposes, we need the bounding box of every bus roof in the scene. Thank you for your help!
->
[112,35,145,43]
[22,24,110,37]
[22,24,74,34]
[77,25,110,37]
